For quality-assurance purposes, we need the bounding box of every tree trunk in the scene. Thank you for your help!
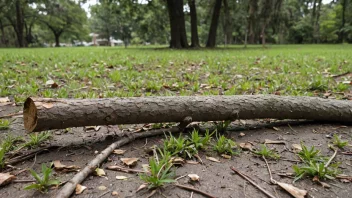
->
[54,33,60,47]
[24,95,352,132]
[166,0,188,48]
[0,20,5,47]
[314,0,322,43]
[261,23,267,47]
[15,0,25,48]
[223,0,232,45]
[206,0,222,48]
[338,0,347,43]
[247,0,257,44]
[188,0,200,48]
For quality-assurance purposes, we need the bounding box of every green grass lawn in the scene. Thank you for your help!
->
[1,45,351,103]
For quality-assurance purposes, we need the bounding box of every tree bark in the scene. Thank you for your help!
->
[247,0,257,44]
[15,0,25,47]
[24,95,352,132]
[223,0,232,45]
[206,0,222,48]
[54,33,60,47]
[338,0,347,43]
[188,0,200,48]
[166,0,188,48]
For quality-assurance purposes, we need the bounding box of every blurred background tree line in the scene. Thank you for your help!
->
[0,0,351,48]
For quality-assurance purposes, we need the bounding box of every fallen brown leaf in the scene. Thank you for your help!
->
[0,173,16,186]
[121,158,139,166]
[53,160,80,172]
[188,174,200,182]
[221,154,231,159]
[113,149,126,155]
[116,176,128,180]
[206,156,220,163]
[276,182,307,198]
[264,139,286,144]
[136,183,148,192]
[75,184,87,194]
[239,142,253,151]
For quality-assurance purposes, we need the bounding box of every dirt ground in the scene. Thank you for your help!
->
[1,104,352,198]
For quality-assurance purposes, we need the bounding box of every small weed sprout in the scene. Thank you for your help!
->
[332,134,348,149]
[297,142,323,163]
[23,131,52,149]
[213,135,238,155]
[140,156,175,189]
[0,119,10,130]
[213,120,232,133]
[188,129,214,150]
[293,161,340,182]
[253,144,280,159]
[24,163,60,192]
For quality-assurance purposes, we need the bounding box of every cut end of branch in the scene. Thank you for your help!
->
[23,97,38,133]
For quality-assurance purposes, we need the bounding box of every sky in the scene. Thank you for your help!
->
[82,0,334,18]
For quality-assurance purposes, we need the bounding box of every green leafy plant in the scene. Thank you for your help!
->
[253,144,280,159]
[213,120,232,132]
[293,161,340,182]
[1,135,23,153]
[163,133,197,158]
[139,157,175,189]
[24,163,60,192]
[332,134,348,149]
[0,147,5,169]
[297,142,323,163]
[23,131,52,149]
[188,129,214,150]
[213,135,238,155]
[0,119,10,130]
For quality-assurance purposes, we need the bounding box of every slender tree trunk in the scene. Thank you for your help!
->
[166,0,188,48]
[244,29,248,48]
[338,0,347,43]
[15,0,25,47]
[24,95,352,132]
[206,0,222,48]
[261,23,267,47]
[248,0,257,44]
[223,0,232,45]
[314,0,322,43]
[188,0,200,48]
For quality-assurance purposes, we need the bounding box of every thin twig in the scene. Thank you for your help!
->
[97,190,111,198]
[175,174,188,181]
[288,124,297,133]
[230,166,277,198]
[325,145,338,168]
[106,165,146,173]
[12,179,36,183]
[263,156,277,184]
[175,184,216,198]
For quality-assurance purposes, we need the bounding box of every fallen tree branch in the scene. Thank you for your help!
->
[175,184,216,198]
[55,126,184,198]
[24,95,352,132]
[230,166,277,198]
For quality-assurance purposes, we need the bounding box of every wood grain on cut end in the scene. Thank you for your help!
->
[23,97,38,132]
